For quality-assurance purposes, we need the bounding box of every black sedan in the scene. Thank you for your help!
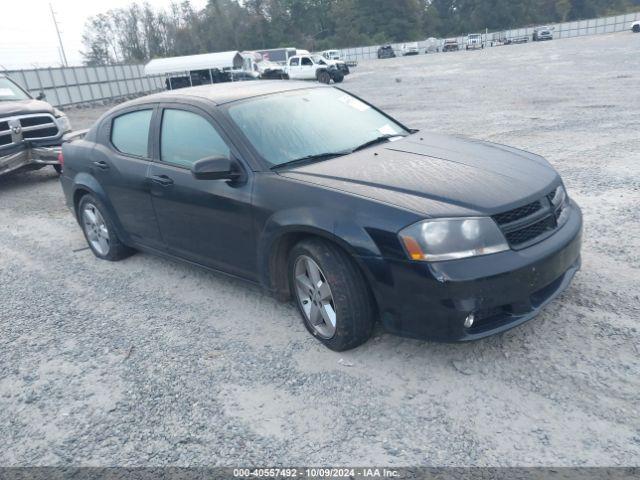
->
[59,81,582,351]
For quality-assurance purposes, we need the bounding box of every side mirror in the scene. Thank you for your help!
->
[191,155,242,181]
[36,91,46,101]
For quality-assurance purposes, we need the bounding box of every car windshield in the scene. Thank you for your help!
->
[0,77,30,101]
[227,88,409,167]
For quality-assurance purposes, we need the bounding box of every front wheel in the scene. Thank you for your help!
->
[317,71,331,84]
[78,194,134,261]
[289,238,375,351]
[633,24,640,33]
[332,73,344,83]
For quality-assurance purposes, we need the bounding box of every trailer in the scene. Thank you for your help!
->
[144,51,256,90]
[255,48,298,66]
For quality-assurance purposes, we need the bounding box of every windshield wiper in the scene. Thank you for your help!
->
[350,134,407,153]
[271,151,350,170]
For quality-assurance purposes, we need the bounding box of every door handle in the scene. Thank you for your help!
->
[151,174,174,187]
[93,160,109,170]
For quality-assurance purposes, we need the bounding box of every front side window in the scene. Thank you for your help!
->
[160,109,230,168]
[111,109,153,157]
[227,87,408,166]
[301,57,313,66]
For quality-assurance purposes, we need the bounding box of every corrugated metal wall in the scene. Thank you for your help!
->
[3,64,165,108]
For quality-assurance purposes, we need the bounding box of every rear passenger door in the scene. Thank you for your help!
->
[148,105,257,279]
[93,106,164,249]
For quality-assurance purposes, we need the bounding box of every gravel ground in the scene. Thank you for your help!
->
[1,32,639,467]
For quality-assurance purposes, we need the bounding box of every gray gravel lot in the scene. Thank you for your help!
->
[1,32,639,467]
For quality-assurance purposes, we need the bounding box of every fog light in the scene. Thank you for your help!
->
[464,313,475,328]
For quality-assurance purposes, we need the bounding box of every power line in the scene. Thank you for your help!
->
[49,2,68,67]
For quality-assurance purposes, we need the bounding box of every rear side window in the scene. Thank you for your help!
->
[111,110,152,157]
[160,109,230,168]
[290,58,299,66]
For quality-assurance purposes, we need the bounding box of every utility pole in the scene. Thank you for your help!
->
[49,2,68,67]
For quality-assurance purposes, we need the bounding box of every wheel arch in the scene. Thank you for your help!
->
[70,173,129,242]
[260,222,380,305]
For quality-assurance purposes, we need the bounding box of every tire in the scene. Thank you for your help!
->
[288,238,375,351]
[78,194,134,261]
[53,164,62,174]
[317,71,331,84]
[332,73,344,83]
[633,24,640,33]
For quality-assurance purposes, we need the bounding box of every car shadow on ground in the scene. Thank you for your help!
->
[121,244,574,369]
[0,168,60,192]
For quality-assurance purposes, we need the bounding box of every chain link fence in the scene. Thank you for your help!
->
[337,11,640,62]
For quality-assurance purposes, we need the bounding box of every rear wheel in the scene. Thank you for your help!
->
[289,238,375,351]
[53,164,62,174]
[78,194,133,261]
[633,24,640,33]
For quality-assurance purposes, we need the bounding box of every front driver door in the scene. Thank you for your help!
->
[299,56,316,79]
[288,57,301,79]
[148,105,256,280]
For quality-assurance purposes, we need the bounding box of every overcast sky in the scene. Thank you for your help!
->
[0,0,206,70]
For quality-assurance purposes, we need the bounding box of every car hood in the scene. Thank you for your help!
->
[0,99,55,117]
[279,132,560,217]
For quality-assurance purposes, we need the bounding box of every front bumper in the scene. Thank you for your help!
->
[0,130,81,176]
[361,200,583,341]
[0,143,61,176]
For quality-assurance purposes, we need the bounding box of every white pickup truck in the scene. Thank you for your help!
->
[285,54,347,84]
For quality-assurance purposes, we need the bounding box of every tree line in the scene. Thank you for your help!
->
[82,0,640,65]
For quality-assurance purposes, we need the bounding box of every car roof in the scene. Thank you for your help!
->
[124,80,329,108]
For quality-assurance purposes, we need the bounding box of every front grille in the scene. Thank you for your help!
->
[493,200,542,225]
[504,215,556,246]
[493,188,564,249]
[0,113,59,149]
[20,116,53,128]
[23,126,58,139]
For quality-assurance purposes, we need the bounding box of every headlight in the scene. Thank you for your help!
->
[55,114,72,133]
[399,217,509,262]
[550,185,567,208]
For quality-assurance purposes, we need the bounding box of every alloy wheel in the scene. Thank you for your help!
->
[294,255,337,339]
[82,203,110,256]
